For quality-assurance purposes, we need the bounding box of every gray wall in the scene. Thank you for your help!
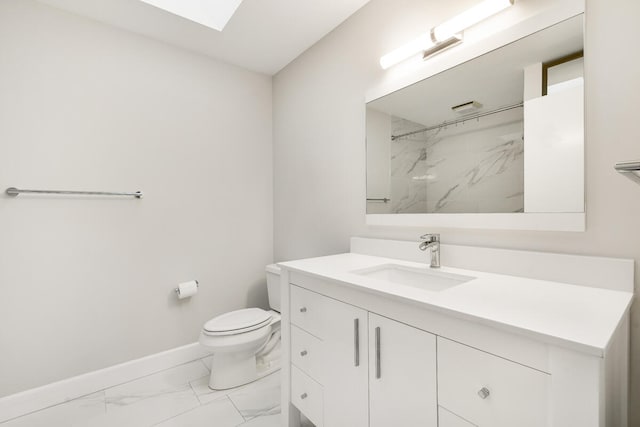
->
[0,0,273,397]
[273,0,640,423]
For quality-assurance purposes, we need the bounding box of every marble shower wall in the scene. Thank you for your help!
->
[389,117,430,213]
[390,109,524,213]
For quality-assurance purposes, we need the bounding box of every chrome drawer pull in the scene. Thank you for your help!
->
[300,350,308,357]
[299,307,307,313]
[354,318,360,367]
[478,387,490,399]
[375,326,381,379]
[300,393,308,400]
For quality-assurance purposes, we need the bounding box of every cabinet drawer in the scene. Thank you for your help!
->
[291,325,324,383]
[290,285,326,338]
[439,406,476,427]
[291,365,324,427]
[438,337,550,427]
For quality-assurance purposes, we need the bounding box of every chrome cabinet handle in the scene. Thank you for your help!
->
[300,393,308,400]
[478,387,490,399]
[300,350,308,357]
[354,318,360,367]
[375,326,381,379]
[299,307,307,313]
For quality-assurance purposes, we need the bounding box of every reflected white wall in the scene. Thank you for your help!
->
[524,84,584,212]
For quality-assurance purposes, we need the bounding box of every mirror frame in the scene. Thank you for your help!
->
[365,0,585,232]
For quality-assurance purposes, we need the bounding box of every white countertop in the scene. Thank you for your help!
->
[279,253,634,357]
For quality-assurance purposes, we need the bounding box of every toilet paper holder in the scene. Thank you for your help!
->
[174,280,199,297]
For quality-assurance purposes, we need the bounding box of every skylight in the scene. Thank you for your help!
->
[139,0,244,31]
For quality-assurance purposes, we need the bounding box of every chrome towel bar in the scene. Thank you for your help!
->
[5,187,143,198]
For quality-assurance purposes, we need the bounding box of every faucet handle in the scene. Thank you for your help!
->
[419,233,440,242]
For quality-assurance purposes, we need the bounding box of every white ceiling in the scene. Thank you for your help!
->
[37,0,371,75]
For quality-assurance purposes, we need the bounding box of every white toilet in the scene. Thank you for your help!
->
[199,264,281,390]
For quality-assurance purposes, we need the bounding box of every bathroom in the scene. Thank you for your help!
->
[0,0,638,426]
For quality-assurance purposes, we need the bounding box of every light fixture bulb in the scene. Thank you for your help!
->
[379,0,514,69]
[432,0,514,42]
[379,33,434,70]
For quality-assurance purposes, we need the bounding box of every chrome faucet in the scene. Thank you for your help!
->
[419,233,440,268]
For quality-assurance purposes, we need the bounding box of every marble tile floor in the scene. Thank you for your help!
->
[0,355,285,427]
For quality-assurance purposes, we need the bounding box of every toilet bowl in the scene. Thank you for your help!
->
[199,264,281,390]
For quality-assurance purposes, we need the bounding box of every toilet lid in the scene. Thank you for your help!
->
[203,308,272,334]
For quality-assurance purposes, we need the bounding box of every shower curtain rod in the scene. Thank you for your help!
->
[391,102,524,141]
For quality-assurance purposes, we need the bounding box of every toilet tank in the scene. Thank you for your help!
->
[265,264,281,312]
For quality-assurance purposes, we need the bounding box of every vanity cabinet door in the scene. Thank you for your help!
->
[437,337,550,427]
[322,296,369,427]
[368,313,438,427]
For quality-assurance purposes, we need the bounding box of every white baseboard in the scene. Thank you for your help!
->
[0,342,209,423]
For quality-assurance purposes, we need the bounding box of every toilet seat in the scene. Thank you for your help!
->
[203,308,272,336]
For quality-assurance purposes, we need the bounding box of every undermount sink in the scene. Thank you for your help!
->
[352,264,475,292]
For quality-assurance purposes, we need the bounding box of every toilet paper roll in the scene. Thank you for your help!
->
[176,280,198,299]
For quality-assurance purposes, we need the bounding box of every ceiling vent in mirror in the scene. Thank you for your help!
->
[452,101,483,114]
[139,0,244,31]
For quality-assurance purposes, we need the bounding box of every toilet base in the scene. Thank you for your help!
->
[208,353,281,390]
[207,334,281,390]
[209,352,257,390]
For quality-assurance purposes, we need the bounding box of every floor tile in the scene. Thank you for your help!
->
[236,413,281,427]
[105,360,208,399]
[227,372,280,420]
[0,392,105,427]
[189,376,228,405]
[1,361,284,427]
[82,361,208,427]
[154,397,244,427]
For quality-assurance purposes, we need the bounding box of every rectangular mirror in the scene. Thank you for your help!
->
[366,14,584,229]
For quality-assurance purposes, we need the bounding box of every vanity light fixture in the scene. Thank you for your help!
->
[422,34,464,61]
[379,0,514,69]
[379,33,435,70]
[431,0,514,42]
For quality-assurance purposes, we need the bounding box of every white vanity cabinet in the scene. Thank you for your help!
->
[437,337,550,427]
[290,285,369,427]
[280,246,632,427]
[289,285,438,427]
[438,407,475,427]
[287,277,555,427]
[368,313,437,427]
